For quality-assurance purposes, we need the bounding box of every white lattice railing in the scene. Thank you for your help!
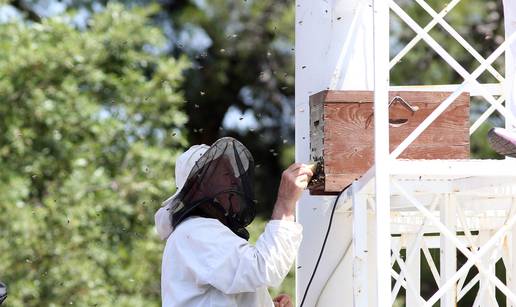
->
[351,0,516,305]
[347,161,516,306]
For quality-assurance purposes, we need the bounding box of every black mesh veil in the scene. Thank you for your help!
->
[0,281,6,305]
[165,137,256,240]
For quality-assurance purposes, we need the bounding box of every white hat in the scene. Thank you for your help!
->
[165,145,210,202]
[155,144,209,240]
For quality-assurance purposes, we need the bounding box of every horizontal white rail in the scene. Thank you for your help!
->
[389,83,504,97]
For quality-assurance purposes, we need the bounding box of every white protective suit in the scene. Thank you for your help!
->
[155,143,303,307]
[159,216,302,307]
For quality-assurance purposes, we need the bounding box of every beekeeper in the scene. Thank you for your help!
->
[155,137,313,307]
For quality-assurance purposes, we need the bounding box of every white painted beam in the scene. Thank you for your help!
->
[406,234,421,306]
[295,1,376,305]
[504,0,516,128]
[390,83,503,97]
[440,194,457,307]
[352,183,368,307]
[373,0,391,304]
[390,160,516,177]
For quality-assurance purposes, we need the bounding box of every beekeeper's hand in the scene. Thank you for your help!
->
[273,294,293,307]
[272,163,313,221]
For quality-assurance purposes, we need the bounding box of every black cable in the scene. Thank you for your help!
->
[299,189,346,307]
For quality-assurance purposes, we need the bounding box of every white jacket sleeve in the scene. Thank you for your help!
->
[154,203,173,240]
[198,219,303,294]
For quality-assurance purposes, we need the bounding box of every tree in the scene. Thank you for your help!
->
[6,0,298,215]
[0,4,188,306]
[165,0,296,213]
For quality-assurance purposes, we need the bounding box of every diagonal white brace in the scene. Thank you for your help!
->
[392,180,516,306]
[387,23,516,159]
[470,95,506,135]
[391,195,440,301]
[421,239,441,284]
[391,269,410,293]
[455,198,480,294]
[412,0,504,82]
[389,0,462,69]
[391,240,427,304]
[390,0,507,117]
[458,274,480,301]
[390,0,516,129]
[329,1,364,90]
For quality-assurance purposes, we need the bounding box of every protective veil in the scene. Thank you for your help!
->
[163,137,256,240]
[0,281,6,305]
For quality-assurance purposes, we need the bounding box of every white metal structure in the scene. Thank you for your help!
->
[295,0,516,306]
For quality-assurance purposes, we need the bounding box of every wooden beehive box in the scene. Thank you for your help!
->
[309,90,470,194]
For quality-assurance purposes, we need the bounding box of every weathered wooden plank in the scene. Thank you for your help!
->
[324,103,469,145]
[323,146,469,192]
[319,90,466,104]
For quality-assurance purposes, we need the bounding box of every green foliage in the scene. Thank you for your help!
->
[169,0,296,215]
[0,4,189,306]
[1,0,510,305]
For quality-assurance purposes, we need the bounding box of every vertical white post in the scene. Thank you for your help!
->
[440,194,457,307]
[504,0,516,128]
[506,228,513,307]
[477,231,496,306]
[295,1,376,305]
[352,183,368,307]
[511,198,516,307]
[406,234,421,307]
[373,0,391,305]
